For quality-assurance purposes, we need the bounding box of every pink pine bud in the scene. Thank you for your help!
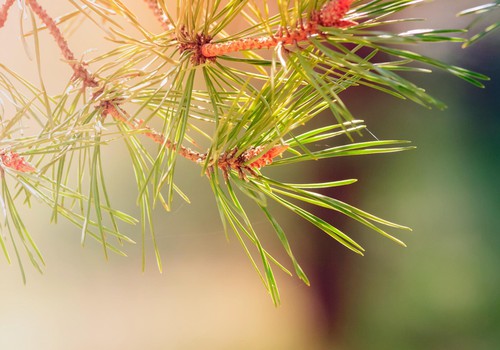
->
[1,151,36,173]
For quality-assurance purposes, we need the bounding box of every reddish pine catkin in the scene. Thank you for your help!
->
[201,0,355,58]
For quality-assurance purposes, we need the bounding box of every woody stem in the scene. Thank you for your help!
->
[201,0,355,58]
[100,102,286,179]
[26,0,98,87]
[201,23,318,58]
[100,102,206,164]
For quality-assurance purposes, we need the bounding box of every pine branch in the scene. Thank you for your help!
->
[0,0,493,304]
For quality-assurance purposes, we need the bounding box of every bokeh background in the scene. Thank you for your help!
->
[1,1,499,349]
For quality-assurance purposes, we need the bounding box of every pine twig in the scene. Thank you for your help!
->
[98,100,287,181]
[26,0,98,87]
[143,0,174,31]
[187,0,356,63]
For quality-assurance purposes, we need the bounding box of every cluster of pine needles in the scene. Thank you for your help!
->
[0,0,496,304]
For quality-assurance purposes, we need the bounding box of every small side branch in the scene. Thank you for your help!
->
[144,0,174,31]
[26,0,98,88]
[99,100,206,164]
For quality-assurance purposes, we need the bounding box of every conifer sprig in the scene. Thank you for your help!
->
[0,0,491,304]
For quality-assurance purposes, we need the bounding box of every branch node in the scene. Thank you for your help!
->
[217,145,288,181]
[178,27,216,65]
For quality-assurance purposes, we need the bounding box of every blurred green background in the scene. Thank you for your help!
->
[0,1,499,349]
